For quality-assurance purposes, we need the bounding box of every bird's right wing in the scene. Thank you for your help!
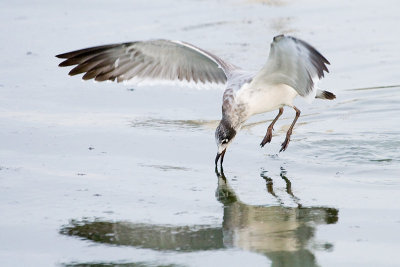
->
[56,39,238,88]
[250,35,330,99]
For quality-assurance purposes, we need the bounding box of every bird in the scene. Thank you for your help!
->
[56,34,335,167]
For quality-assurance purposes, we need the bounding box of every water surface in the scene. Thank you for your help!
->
[0,0,399,266]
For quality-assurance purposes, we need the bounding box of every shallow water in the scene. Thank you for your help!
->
[1,0,400,266]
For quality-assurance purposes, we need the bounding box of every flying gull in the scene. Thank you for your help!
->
[56,34,335,167]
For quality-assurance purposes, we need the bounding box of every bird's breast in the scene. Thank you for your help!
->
[236,83,298,117]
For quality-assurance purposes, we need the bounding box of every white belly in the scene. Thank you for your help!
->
[236,83,298,118]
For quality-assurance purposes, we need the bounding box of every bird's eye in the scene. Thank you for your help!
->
[222,139,229,144]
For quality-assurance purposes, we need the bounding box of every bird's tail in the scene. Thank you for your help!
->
[315,89,336,100]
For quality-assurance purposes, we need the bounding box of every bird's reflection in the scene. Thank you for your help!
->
[216,167,338,266]
[61,168,338,267]
[259,167,301,206]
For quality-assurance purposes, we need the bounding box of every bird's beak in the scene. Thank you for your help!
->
[215,148,227,166]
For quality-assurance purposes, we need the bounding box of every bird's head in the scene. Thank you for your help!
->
[215,119,237,166]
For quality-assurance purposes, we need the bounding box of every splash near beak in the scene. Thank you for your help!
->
[215,148,227,166]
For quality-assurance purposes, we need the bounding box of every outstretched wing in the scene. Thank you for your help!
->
[56,39,237,87]
[251,35,330,98]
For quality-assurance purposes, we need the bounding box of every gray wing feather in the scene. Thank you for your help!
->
[56,40,237,87]
[251,35,330,97]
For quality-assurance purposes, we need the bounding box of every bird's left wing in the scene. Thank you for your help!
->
[250,35,330,99]
[56,39,238,88]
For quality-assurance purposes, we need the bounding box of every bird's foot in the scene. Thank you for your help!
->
[280,136,290,152]
[260,127,273,147]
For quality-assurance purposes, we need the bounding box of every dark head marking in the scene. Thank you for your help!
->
[215,118,237,145]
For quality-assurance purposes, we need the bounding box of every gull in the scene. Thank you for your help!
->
[56,34,335,167]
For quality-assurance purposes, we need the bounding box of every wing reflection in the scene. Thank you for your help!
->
[61,168,338,267]
[64,263,181,267]
[61,220,223,252]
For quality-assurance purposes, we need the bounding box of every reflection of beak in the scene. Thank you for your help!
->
[215,148,227,166]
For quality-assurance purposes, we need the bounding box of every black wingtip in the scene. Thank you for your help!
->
[322,90,336,100]
[58,60,71,67]
[55,52,71,59]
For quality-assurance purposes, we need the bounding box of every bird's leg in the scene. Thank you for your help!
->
[260,171,284,205]
[279,167,302,208]
[280,106,301,152]
[260,107,284,147]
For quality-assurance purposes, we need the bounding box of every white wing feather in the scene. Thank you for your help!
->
[57,39,238,89]
[250,35,330,100]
